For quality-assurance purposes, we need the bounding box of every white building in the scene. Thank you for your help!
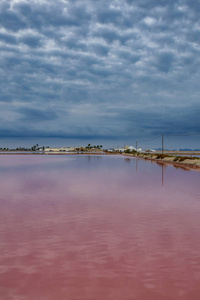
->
[125,146,136,151]
[116,146,137,152]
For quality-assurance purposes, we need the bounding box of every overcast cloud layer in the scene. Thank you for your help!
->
[0,0,200,145]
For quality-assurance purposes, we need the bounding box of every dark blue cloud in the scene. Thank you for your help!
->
[0,32,16,44]
[97,8,122,25]
[118,51,141,64]
[156,52,175,73]
[19,34,42,48]
[0,2,26,31]
[95,27,121,44]
[90,44,109,57]
[0,0,199,148]
[18,107,58,122]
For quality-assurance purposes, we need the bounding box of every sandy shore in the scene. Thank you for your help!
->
[124,153,200,171]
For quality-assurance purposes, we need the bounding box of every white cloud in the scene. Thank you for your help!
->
[143,17,156,26]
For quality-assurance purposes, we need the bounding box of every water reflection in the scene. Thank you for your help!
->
[128,157,165,187]
[0,155,200,300]
[87,155,103,163]
[157,163,167,188]
[124,157,131,164]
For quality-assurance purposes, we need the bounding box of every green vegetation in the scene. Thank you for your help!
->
[85,144,103,150]
[0,144,45,151]
[124,149,138,154]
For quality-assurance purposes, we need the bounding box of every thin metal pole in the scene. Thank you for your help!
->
[136,141,138,151]
[162,134,164,154]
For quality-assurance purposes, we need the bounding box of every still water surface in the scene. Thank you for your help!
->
[0,155,200,300]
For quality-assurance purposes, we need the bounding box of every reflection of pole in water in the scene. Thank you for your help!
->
[136,158,137,173]
[161,163,167,187]
[124,158,131,164]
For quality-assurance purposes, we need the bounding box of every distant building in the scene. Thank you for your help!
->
[125,146,136,151]
[116,146,137,152]
[117,148,125,152]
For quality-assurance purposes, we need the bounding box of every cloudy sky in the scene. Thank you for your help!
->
[0,0,200,148]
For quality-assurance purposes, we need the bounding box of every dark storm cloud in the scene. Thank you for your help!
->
[105,103,200,140]
[0,0,200,146]
[0,2,26,31]
[18,107,58,122]
[97,7,122,25]
[18,34,42,48]
[156,51,175,73]
[90,44,109,57]
[0,32,16,44]
[14,0,91,31]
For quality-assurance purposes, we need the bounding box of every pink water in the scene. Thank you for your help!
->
[0,155,200,300]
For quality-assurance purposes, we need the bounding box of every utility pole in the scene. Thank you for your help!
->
[136,141,138,152]
[162,134,164,154]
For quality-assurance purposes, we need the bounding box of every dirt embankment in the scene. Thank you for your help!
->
[124,153,200,171]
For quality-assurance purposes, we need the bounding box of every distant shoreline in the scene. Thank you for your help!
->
[0,151,105,155]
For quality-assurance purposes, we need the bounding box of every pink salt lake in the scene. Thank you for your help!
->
[0,155,200,300]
